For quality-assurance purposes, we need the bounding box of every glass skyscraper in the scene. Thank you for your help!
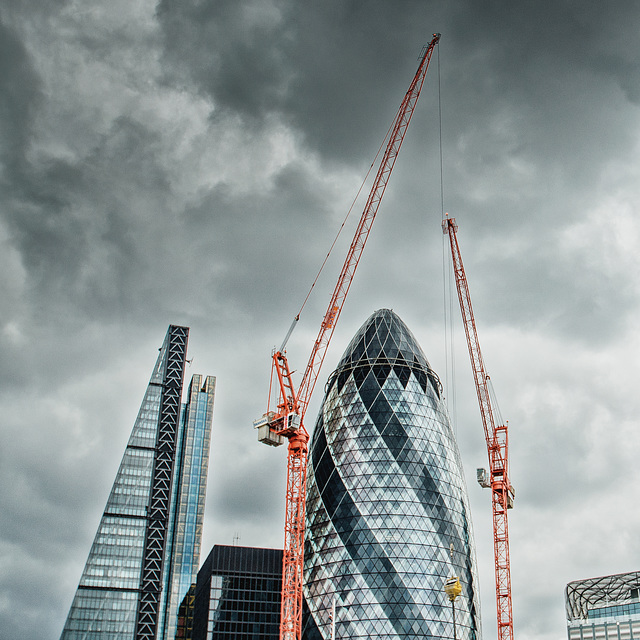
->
[191,545,282,640]
[161,373,216,640]
[303,309,481,640]
[60,325,216,640]
[176,585,196,639]
[566,571,640,640]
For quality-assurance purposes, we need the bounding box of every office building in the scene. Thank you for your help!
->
[175,585,196,639]
[191,545,282,640]
[162,373,216,640]
[303,309,482,640]
[60,325,215,640]
[566,571,640,640]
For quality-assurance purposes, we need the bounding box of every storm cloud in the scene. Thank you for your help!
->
[1,2,640,639]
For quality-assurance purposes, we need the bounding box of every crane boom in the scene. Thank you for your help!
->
[443,215,515,640]
[255,34,441,640]
[295,32,441,418]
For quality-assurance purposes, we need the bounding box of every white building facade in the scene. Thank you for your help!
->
[566,571,640,640]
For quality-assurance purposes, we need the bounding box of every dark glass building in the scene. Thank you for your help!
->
[162,374,216,640]
[303,309,482,640]
[192,545,282,640]
[176,585,196,639]
[60,325,216,640]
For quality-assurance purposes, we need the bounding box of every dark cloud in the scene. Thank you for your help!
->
[156,0,450,162]
[2,1,640,639]
[0,19,42,167]
[156,0,294,116]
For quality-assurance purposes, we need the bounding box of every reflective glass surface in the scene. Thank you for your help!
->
[61,329,215,640]
[588,602,640,619]
[60,589,138,640]
[566,572,640,640]
[304,309,481,640]
[192,546,282,640]
[160,375,216,640]
[176,585,196,639]
[60,336,169,640]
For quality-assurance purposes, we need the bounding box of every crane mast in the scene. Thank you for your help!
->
[254,34,441,640]
[443,215,515,640]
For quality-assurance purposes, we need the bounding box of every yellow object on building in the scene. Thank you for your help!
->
[444,576,462,602]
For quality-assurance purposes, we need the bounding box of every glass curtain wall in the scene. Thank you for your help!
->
[303,309,482,640]
[192,545,282,640]
[60,327,215,640]
[60,328,181,640]
[160,375,216,640]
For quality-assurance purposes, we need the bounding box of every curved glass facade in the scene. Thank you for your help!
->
[303,309,481,640]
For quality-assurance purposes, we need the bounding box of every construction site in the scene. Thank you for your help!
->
[251,33,516,640]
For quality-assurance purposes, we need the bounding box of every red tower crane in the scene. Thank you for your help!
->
[442,215,515,640]
[254,34,441,640]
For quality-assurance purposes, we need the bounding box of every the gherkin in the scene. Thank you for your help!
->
[303,309,481,640]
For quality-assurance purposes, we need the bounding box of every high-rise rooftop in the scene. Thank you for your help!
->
[191,545,283,640]
[566,571,640,640]
[303,309,482,640]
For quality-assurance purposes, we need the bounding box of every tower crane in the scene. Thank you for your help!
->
[442,215,516,640]
[254,34,441,640]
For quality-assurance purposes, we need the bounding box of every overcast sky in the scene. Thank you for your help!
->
[2,1,640,639]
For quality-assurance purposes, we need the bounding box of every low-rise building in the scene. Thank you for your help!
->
[566,571,640,640]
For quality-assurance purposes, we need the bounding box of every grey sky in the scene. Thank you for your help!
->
[1,1,640,639]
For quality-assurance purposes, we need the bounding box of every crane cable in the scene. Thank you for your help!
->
[280,106,403,352]
[435,40,502,437]
[438,42,445,221]
[436,41,458,433]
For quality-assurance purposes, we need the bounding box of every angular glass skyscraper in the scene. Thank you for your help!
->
[161,373,216,640]
[303,309,481,640]
[60,325,216,640]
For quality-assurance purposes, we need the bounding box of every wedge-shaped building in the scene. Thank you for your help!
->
[60,325,215,640]
[303,309,481,640]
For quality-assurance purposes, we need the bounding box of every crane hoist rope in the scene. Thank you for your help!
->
[254,33,441,640]
[280,113,399,353]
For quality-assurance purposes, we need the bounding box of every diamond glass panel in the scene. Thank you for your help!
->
[304,310,481,640]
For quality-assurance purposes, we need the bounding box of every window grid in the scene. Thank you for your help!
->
[304,310,481,640]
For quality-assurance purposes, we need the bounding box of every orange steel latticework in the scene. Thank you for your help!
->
[255,34,441,640]
[443,215,515,640]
